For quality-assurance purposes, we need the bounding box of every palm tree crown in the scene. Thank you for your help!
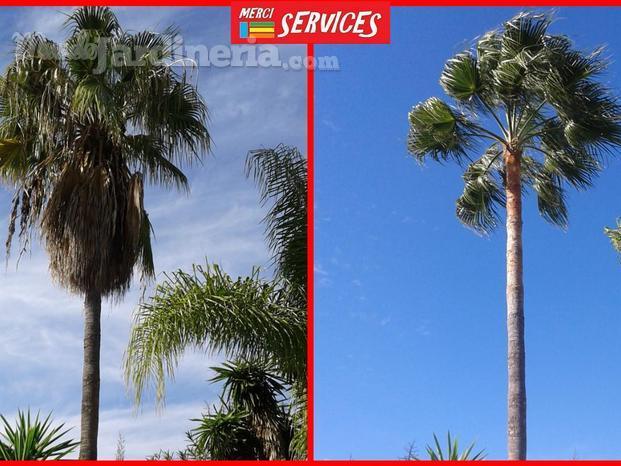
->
[1,6,210,296]
[408,11,621,232]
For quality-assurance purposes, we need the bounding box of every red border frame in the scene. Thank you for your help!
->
[4,2,620,462]
[306,43,315,463]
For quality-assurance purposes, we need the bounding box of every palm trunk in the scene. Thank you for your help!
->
[79,289,101,460]
[505,149,526,460]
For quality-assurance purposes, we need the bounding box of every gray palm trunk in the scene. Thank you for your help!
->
[79,290,102,460]
[505,149,526,460]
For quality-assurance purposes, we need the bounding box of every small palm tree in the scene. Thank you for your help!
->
[124,145,307,458]
[0,410,78,460]
[211,359,293,459]
[187,359,294,460]
[0,7,210,458]
[407,12,621,459]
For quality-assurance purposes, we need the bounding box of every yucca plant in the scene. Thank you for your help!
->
[211,359,292,460]
[425,432,486,461]
[0,410,78,460]
[407,11,621,459]
[191,405,264,460]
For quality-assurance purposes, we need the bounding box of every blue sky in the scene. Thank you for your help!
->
[315,7,621,460]
[0,7,305,459]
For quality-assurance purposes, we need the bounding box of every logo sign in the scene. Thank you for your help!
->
[231,2,390,44]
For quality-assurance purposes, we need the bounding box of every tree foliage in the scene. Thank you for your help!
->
[124,145,307,459]
[407,11,621,233]
[0,6,210,297]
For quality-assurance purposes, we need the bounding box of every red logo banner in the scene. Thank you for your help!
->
[231,1,390,44]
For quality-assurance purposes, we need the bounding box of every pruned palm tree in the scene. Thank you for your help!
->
[0,7,210,459]
[124,144,307,459]
[407,11,621,459]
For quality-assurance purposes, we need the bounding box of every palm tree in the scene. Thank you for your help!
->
[124,144,307,459]
[0,7,210,459]
[407,12,621,459]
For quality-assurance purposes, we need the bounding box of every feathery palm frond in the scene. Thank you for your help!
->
[288,382,307,460]
[124,264,306,406]
[246,144,307,295]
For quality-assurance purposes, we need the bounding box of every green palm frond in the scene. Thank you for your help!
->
[125,134,190,192]
[456,145,505,234]
[440,52,481,102]
[64,6,120,37]
[124,264,306,406]
[288,383,307,460]
[501,12,550,60]
[211,360,286,412]
[246,144,307,294]
[0,410,78,460]
[522,156,567,227]
[407,97,476,164]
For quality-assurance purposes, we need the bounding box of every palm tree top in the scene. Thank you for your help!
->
[0,6,211,297]
[407,11,621,233]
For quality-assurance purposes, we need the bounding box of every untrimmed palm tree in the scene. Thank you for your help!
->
[407,12,621,459]
[124,145,307,459]
[0,7,210,458]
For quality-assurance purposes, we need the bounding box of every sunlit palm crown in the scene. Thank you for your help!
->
[408,12,621,233]
[0,7,210,297]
